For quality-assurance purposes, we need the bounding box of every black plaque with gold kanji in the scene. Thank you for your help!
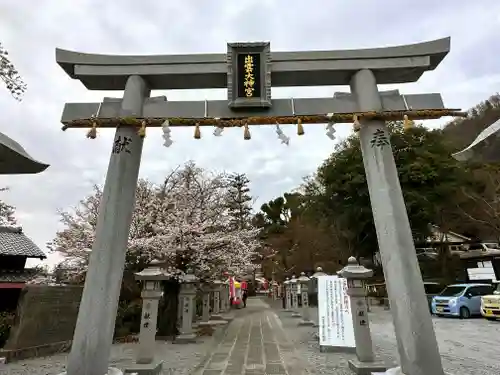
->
[227,42,272,109]
[236,53,261,99]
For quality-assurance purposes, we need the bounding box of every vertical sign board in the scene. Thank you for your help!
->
[317,275,355,349]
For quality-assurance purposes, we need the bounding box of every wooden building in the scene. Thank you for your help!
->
[0,226,46,311]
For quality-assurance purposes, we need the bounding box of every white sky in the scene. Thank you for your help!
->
[0,0,499,267]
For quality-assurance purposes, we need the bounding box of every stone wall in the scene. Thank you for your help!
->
[0,285,83,362]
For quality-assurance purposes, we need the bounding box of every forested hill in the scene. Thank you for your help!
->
[442,93,500,159]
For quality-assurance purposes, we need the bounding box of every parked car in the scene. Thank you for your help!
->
[481,282,500,320]
[423,282,444,311]
[467,243,500,251]
[431,283,495,318]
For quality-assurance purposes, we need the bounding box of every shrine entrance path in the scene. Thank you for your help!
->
[192,298,312,375]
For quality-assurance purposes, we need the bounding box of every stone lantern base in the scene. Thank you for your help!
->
[210,313,225,320]
[124,361,163,375]
[348,358,390,375]
[174,332,197,344]
[291,311,301,318]
[198,320,229,327]
[59,367,124,375]
[211,313,234,322]
[298,319,314,326]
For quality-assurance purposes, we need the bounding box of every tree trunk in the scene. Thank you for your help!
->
[157,279,180,339]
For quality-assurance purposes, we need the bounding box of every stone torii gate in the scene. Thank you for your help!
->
[56,38,466,375]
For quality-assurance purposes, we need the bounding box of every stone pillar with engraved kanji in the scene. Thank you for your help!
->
[290,275,301,317]
[198,283,211,325]
[338,257,393,375]
[298,272,314,326]
[222,281,230,312]
[175,271,198,344]
[211,280,224,320]
[284,278,291,311]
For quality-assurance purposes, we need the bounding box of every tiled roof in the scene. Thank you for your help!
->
[0,226,46,258]
[0,268,39,283]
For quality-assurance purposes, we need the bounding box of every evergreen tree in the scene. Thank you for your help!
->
[225,173,253,230]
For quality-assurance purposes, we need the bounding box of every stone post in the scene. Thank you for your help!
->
[310,267,326,307]
[338,257,390,375]
[271,271,276,300]
[284,278,291,311]
[175,271,198,344]
[219,282,226,312]
[351,69,444,375]
[211,279,223,320]
[223,282,230,312]
[124,261,167,375]
[199,283,211,325]
[298,272,314,326]
[290,275,301,318]
[64,75,150,375]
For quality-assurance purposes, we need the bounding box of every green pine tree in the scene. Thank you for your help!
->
[225,173,253,230]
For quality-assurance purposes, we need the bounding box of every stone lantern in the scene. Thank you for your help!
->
[211,279,224,320]
[283,277,291,311]
[271,271,277,300]
[124,260,169,375]
[222,278,230,312]
[199,281,212,325]
[309,266,327,307]
[289,275,300,317]
[272,280,279,300]
[297,272,314,326]
[175,270,198,343]
[338,257,390,375]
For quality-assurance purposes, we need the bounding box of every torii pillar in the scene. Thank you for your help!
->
[64,76,150,375]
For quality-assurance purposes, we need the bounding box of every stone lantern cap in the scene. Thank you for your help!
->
[180,270,198,283]
[337,256,373,280]
[283,277,290,284]
[297,272,310,283]
[311,266,326,278]
[289,275,298,284]
[134,259,171,281]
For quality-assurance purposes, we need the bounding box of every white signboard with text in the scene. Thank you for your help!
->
[317,275,355,349]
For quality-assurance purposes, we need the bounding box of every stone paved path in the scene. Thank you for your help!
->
[193,298,311,375]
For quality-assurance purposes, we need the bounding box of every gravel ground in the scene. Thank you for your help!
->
[269,298,500,375]
[1,325,228,375]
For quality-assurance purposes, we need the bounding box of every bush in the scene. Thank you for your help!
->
[0,311,15,348]
[114,300,142,338]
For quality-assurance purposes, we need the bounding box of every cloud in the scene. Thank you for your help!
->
[0,0,498,267]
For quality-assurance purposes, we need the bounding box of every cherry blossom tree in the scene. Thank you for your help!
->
[0,187,17,227]
[49,162,260,282]
[0,42,26,100]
